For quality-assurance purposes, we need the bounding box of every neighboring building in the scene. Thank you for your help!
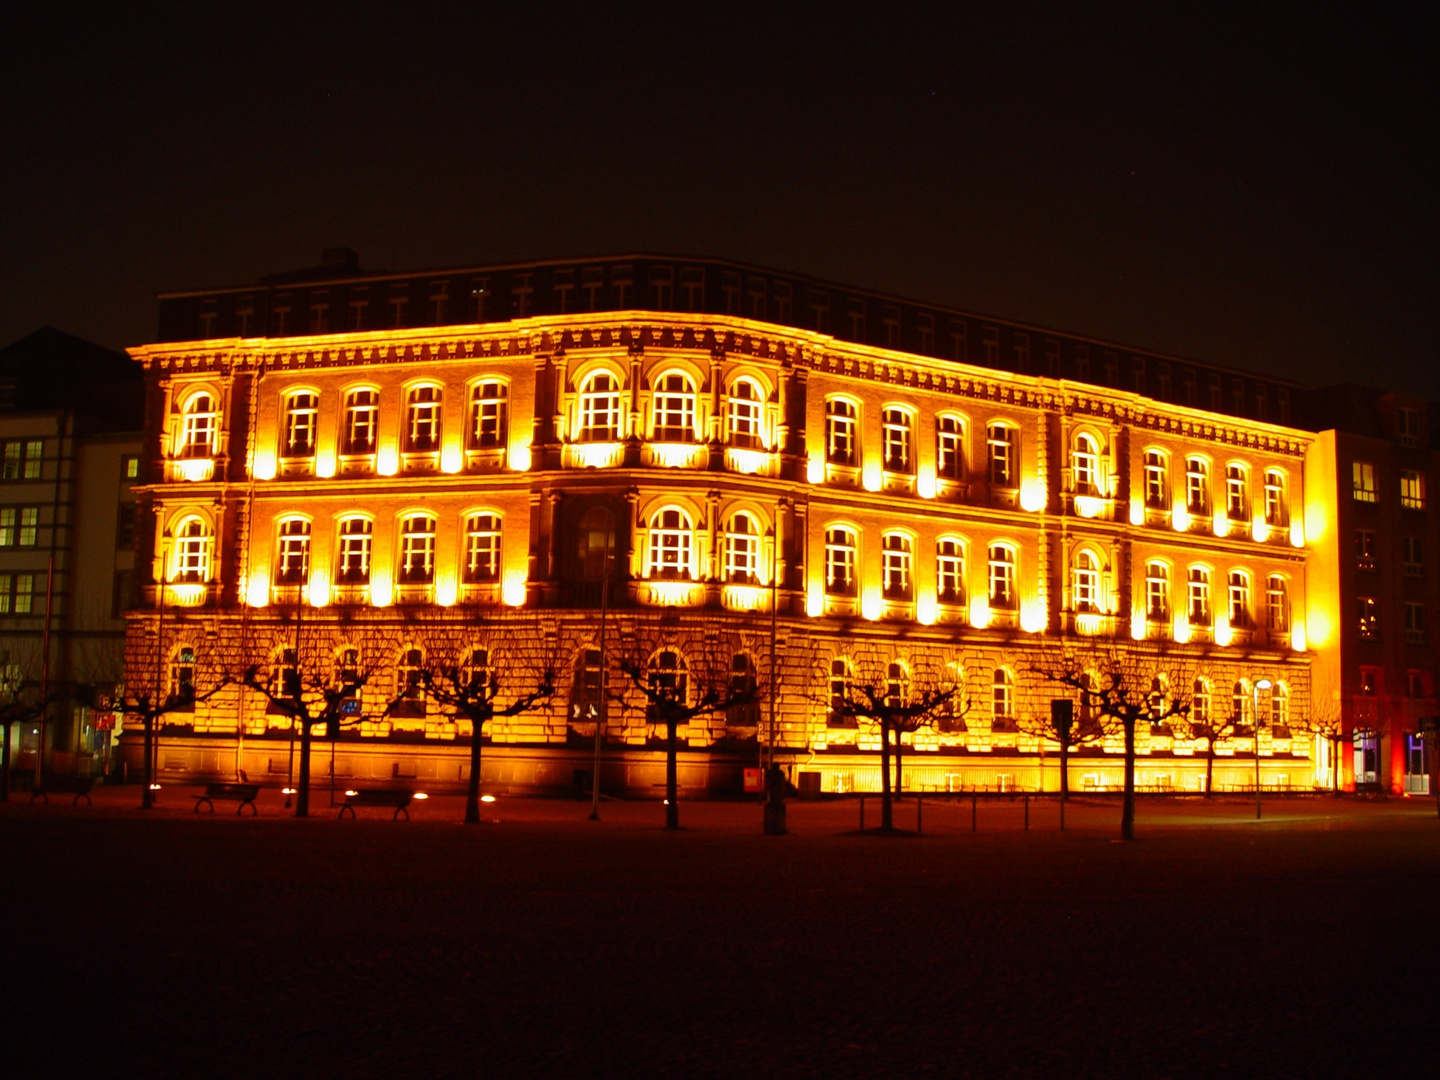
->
[0,328,144,777]
[118,254,1325,796]
[1301,386,1439,795]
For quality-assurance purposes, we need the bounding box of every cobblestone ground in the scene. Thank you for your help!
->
[3,788,1436,1078]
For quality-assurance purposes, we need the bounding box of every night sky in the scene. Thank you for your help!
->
[3,4,1434,398]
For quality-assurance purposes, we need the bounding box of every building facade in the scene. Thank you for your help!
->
[118,256,1327,796]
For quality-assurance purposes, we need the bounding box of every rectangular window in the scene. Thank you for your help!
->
[825,401,856,466]
[465,515,501,582]
[882,534,912,599]
[2,440,43,481]
[1403,536,1424,577]
[1352,461,1377,502]
[1188,568,1211,625]
[1398,407,1420,448]
[1357,596,1378,639]
[1355,529,1378,571]
[116,503,137,548]
[1186,458,1210,515]
[1405,602,1426,645]
[284,393,318,456]
[1144,451,1168,507]
[824,529,856,596]
[122,455,140,481]
[0,572,35,614]
[987,425,1015,487]
[1400,470,1425,510]
[937,418,964,480]
[1145,563,1169,620]
[882,409,912,472]
[1266,576,1288,632]
[0,506,38,547]
[936,540,965,603]
[1226,465,1248,519]
[470,382,509,448]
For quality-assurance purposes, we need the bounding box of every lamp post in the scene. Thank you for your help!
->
[1253,678,1273,820]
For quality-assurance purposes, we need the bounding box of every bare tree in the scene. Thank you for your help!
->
[825,644,960,833]
[616,628,760,830]
[1030,644,1191,841]
[1291,674,1345,796]
[1179,676,1245,799]
[1017,663,1108,825]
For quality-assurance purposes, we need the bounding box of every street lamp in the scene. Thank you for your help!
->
[1253,678,1273,820]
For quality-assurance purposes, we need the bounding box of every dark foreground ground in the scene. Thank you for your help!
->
[3,788,1437,1078]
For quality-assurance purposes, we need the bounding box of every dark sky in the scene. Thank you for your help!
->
[3,3,1435,397]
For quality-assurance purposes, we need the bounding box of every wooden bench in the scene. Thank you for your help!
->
[338,787,414,820]
[30,774,95,806]
[192,782,260,815]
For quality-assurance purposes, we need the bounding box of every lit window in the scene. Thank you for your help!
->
[1072,433,1099,494]
[652,373,696,442]
[399,515,437,583]
[1263,470,1287,525]
[275,519,311,583]
[123,455,140,480]
[648,508,693,580]
[179,394,217,458]
[579,373,622,441]
[824,527,857,596]
[1188,567,1211,625]
[343,389,379,454]
[988,544,1016,608]
[406,386,441,451]
[937,538,966,603]
[987,425,1015,486]
[1228,570,1251,627]
[336,518,373,583]
[882,409,913,473]
[1144,450,1168,508]
[727,379,763,449]
[1192,678,1211,726]
[828,657,853,727]
[0,507,38,548]
[172,518,211,582]
[1072,550,1100,612]
[825,399,856,465]
[992,668,1014,725]
[882,533,913,600]
[1231,681,1249,725]
[1357,596,1378,638]
[1185,457,1210,515]
[0,573,35,614]
[1352,461,1377,502]
[937,416,965,480]
[1401,470,1425,510]
[1226,465,1248,519]
[469,381,508,449]
[284,392,318,457]
[1145,561,1170,620]
[724,513,760,584]
[464,514,501,583]
[1266,575,1289,633]
[1271,683,1289,726]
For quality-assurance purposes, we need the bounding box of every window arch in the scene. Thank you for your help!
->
[882,407,914,473]
[1072,549,1101,612]
[178,392,218,458]
[342,388,379,454]
[937,537,966,603]
[1226,463,1250,520]
[1145,560,1171,620]
[651,371,696,441]
[988,543,1017,608]
[1266,574,1289,633]
[1143,449,1170,508]
[882,532,913,600]
[578,372,622,441]
[724,512,760,584]
[827,656,854,727]
[464,513,502,583]
[1187,565,1212,624]
[171,516,212,582]
[987,424,1016,486]
[824,526,857,596]
[335,516,373,583]
[1228,569,1252,627]
[1231,680,1250,725]
[275,517,311,584]
[727,378,764,448]
[469,380,508,449]
[283,390,319,457]
[992,668,1015,726]
[1192,677,1212,727]
[399,514,437,583]
[1264,469,1289,525]
[648,508,693,580]
[825,398,857,465]
[1271,682,1290,727]
[937,415,966,480]
[1185,456,1211,515]
[461,646,493,698]
[1072,431,1100,494]
[406,384,442,452]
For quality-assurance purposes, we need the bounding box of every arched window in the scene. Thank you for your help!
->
[1185,457,1211,514]
[394,647,426,717]
[1148,674,1169,720]
[464,514,501,583]
[1264,469,1288,525]
[885,662,910,709]
[1192,678,1212,727]
[1231,680,1249,725]
[343,389,379,454]
[578,372,621,441]
[336,517,373,583]
[724,512,759,584]
[1228,570,1252,627]
[1188,566,1211,624]
[882,533,913,600]
[406,385,441,451]
[646,649,689,720]
[1144,450,1169,508]
[648,508,693,580]
[824,527,857,596]
[1226,464,1249,519]
[1079,671,1100,726]
[882,408,913,472]
[172,518,211,582]
[937,538,966,603]
[1266,574,1289,632]
[1145,561,1170,620]
[570,646,604,717]
[1072,432,1100,494]
[827,657,854,727]
[992,668,1015,726]
[462,646,492,698]
[727,379,763,448]
[1072,550,1100,612]
[283,392,318,457]
[1272,682,1289,727]
[937,415,965,480]
[825,399,857,465]
[275,518,311,583]
[652,372,696,441]
[988,543,1016,608]
[469,381,508,448]
[399,515,437,583]
[179,393,217,458]
[168,646,197,707]
[987,424,1016,486]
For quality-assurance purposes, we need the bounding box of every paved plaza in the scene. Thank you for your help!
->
[3,786,1437,1077]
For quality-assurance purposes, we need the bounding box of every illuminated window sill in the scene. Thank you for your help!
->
[278,456,315,478]
[338,454,376,476]
[567,442,624,469]
[640,580,703,606]
[394,583,434,604]
[169,458,215,482]
[646,442,705,469]
[725,447,772,476]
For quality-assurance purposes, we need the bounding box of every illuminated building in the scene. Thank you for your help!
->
[121,253,1326,795]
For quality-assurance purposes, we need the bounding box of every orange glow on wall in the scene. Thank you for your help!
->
[1173,614,1192,644]
[440,444,464,473]
[1213,614,1232,647]
[502,572,528,606]
[245,571,270,608]
[1171,502,1190,532]
[435,574,458,606]
[376,444,399,475]
[1073,494,1104,518]
[916,465,937,499]
[509,442,532,471]
[861,460,882,492]
[370,572,393,607]
[969,597,991,629]
[307,571,330,608]
[860,588,882,621]
[806,454,825,484]
[315,450,337,478]
[252,451,277,481]
[1129,500,1145,526]
[1019,479,1046,512]
[1289,520,1304,548]
[916,593,937,625]
[806,581,824,617]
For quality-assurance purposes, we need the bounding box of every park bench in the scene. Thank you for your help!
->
[338,787,414,820]
[30,774,95,806]
[192,782,261,815]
